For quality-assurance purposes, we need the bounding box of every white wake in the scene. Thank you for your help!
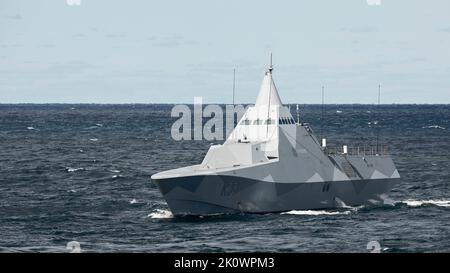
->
[400,199,450,208]
[281,210,352,216]
[147,209,173,219]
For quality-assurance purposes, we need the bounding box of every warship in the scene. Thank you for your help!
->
[151,59,401,216]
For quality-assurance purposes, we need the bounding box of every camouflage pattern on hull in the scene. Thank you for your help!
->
[153,175,401,216]
[151,62,401,216]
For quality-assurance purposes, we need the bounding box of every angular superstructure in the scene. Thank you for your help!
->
[151,61,400,216]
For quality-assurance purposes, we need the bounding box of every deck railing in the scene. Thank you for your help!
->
[325,145,389,156]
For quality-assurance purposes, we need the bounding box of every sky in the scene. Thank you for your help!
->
[1,0,450,104]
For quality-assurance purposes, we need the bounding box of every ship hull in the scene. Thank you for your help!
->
[152,175,401,216]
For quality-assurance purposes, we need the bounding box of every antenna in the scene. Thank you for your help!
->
[269,52,273,73]
[321,85,324,141]
[232,68,236,105]
[376,84,381,154]
[320,86,327,149]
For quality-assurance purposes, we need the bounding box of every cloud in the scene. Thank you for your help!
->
[3,14,22,20]
[45,61,96,74]
[110,68,167,79]
[73,33,87,38]
[0,61,95,79]
[66,0,81,6]
[154,35,198,47]
[366,0,382,6]
[439,27,450,33]
[156,35,184,47]
[0,44,24,48]
[38,44,55,48]
[341,26,378,33]
[104,33,126,39]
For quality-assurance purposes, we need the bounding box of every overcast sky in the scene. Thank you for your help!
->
[1,0,450,104]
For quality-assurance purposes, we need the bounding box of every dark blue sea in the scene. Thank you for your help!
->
[0,104,448,252]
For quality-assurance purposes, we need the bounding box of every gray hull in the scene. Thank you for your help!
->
[151,65,401,216]
[152,175,401,216]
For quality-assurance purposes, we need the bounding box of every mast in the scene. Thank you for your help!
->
[232,68,236,105]
[266,53,273,138]
[376,84,381,154]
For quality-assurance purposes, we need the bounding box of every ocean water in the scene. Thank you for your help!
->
[0,104,448,253]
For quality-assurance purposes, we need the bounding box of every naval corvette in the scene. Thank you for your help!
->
[151,61,401,216]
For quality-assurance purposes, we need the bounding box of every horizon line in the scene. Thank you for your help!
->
[0,103,449,106]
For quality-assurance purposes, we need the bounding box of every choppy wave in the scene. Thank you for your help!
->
[86,124,104,130]
[66,167,84,172]
[148,209,173,219]
[422,125,445,130]
[1,104,449,252]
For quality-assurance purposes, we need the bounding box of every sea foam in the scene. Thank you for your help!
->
[401,199,450,208]
[66,167,84,172]
[422,125,445,130]
[148,209,173,219]
[281,210,352,216]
